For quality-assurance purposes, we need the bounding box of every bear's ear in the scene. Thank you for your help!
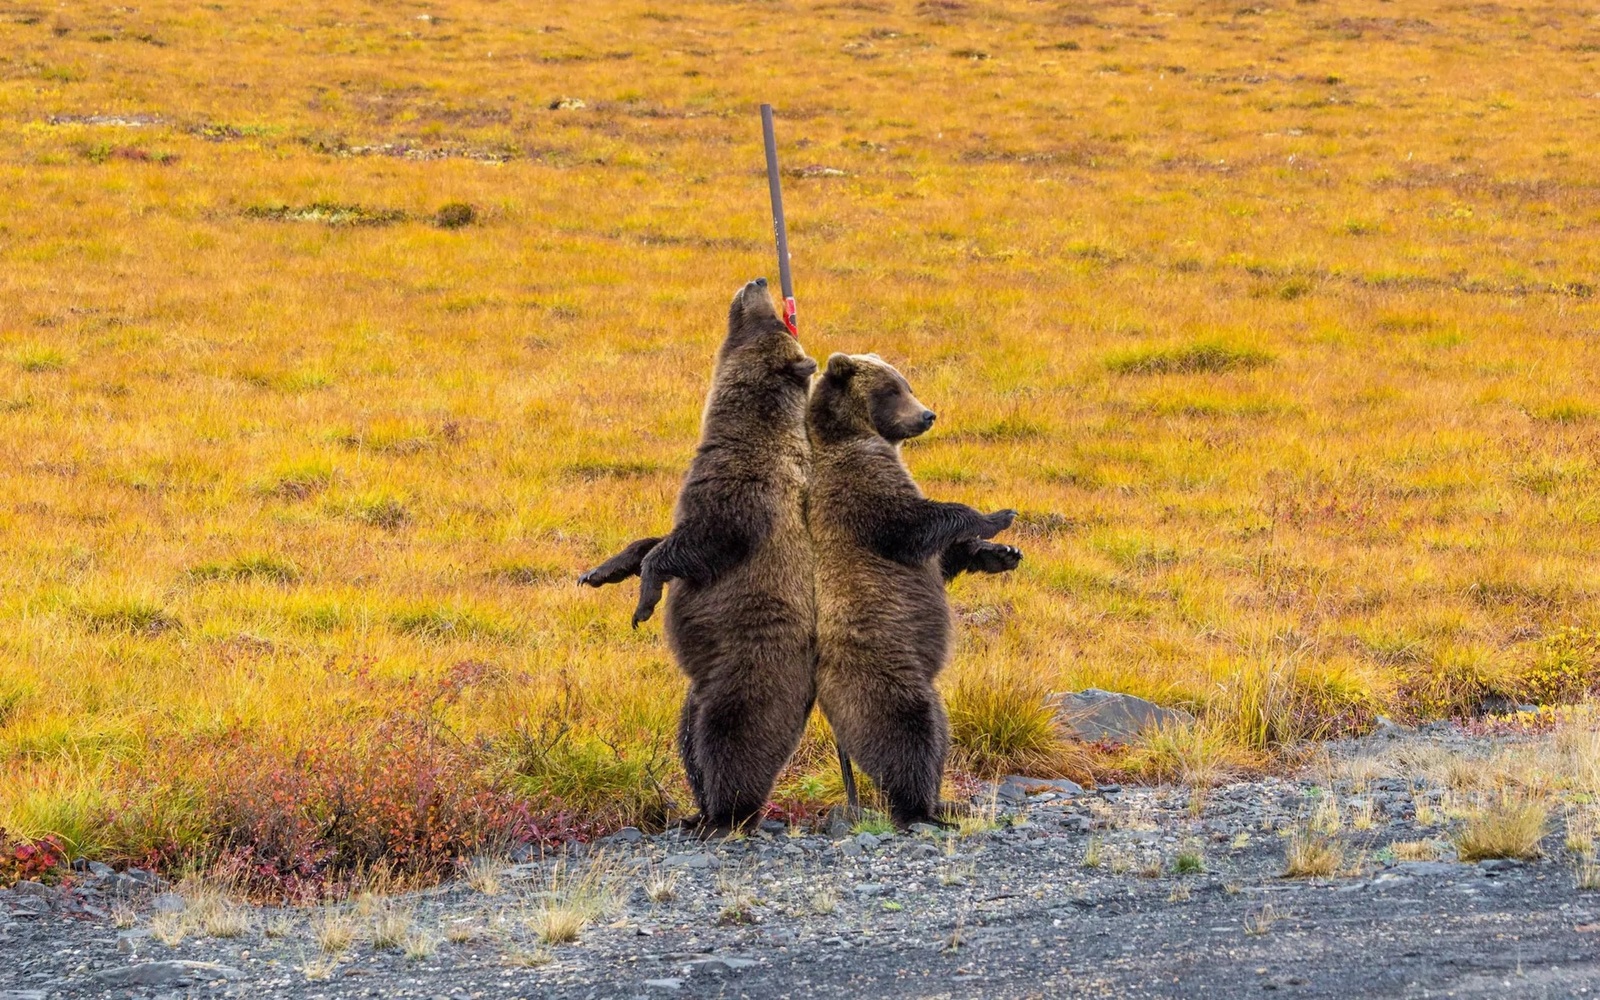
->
[824,353,855,381]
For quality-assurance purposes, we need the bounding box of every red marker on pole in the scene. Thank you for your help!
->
[760,104,798,337]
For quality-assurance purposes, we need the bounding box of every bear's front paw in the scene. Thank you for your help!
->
[974,543,1022,574]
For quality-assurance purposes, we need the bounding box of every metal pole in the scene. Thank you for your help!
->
[760,103,798,337]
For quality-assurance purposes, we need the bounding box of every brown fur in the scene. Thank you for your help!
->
[579,280,816,833]
[807,353,1015,827]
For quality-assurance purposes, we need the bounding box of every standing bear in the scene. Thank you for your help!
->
[807,353,1018,827]
[579,279,818,834]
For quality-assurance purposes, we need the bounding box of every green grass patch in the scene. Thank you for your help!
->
[1105,341,1272,376]
[189,555,301,585]
[78,599,183,636]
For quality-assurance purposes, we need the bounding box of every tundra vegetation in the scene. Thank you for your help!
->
[1,0,1598,895]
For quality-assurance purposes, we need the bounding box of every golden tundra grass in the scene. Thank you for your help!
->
[2,0,1600,866]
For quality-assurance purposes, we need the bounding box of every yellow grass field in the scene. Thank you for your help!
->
[3,0,1599,884]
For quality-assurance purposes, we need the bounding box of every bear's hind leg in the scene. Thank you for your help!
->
[833,687,949,829]
[692,684,807,834]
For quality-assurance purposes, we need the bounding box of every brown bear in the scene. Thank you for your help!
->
[579,279,817,834]
[807,352,1017,827]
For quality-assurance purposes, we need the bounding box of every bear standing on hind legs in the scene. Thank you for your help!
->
[578,279,818,835]
[807,353,1018,828]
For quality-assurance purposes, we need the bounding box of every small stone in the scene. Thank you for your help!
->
[1478,858,1524,873]
[124,868,158,886]
[87,861,114,877]
[759,819,787,835]
[856,833,880,850]
[606,827,644,844]
[11,897,51,916]
[643,978,684,991]
[11,881,51,899]
[908,822,940,837]
[662,853,711,870]
[782,843,803,858]
[912,844,939,859]
[854,883,886,897]
[840,840,863,858]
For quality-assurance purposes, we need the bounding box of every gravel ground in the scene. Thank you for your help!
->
[5,727,1599,999]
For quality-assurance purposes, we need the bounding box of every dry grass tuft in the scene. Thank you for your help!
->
[1283,830,1345,878]
[464,856,504,896]
[1453,797,1547,862]
[311,908,357,955]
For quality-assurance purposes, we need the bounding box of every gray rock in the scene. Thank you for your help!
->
[662,853,712,870]
[87,861,114,877]
[911,843,939,859]
[0,991,48,1000]
[840,840,863,858]
[10,881,51,899]
[1478,858,1524,873]
[854,883,887,897]
[123,868,159,886]
[1050,689,1194,743]
[759,819,787,834]
[150,892,186,914]
[643,978,684,991]
[11,897,51,916]
[907,822,941,837]
[856,833,880,850]
[606,827,644,844]
[686,957,758,975]
[91,960,244,986]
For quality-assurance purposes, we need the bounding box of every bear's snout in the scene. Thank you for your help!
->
[919,410,936,432]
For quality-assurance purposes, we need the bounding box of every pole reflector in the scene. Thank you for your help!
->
[760,103,798,337]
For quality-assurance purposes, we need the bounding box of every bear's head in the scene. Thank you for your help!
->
[717,278,818,391]
[808,352,936,445]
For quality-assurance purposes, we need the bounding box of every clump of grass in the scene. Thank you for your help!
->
[189,555,300,585]
[391,605,512,643]
[527,855,617,945]
[810,888,837,914]
[1173,843,1205,874]
[331,492,411,529]
[946,670,1078,778]
[13,345,66,372]
[643,868,678,904]
[1453,797,1547,861]
[79,599,182,636]
[714,867,756,926]
[1244,902,1285,935]
[1120,720,1241,789]
[435,202,476,228]
[1390,839,1445,861]
[1578,859,1600,891]
[851,812,894,836]
[264,460,334,500]
[1105,340,1272,376]
[369,900,415,950]
[181,876,252,938]
[502,723,672,829]
[464,856,504,896]
[1283,829,1344,878]
[1082,835,1104,869]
